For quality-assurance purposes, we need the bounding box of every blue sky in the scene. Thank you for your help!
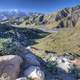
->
[0,0,80,13]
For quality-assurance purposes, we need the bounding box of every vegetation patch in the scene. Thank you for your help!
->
[34,26,80,55]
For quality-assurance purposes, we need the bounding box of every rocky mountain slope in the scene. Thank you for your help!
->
[0,5,80,29]
[0,5,80,80]
[0,5,80,56]
[34,24,80,55]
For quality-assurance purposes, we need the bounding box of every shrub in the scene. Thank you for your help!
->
[0,38,20,55]
[46,56,57,72]
[71,67,80,79]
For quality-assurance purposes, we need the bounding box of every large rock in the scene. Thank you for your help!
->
[16,77,27,80]
[24,53,40,66]
[0,55,23,80]
[56,57,73,73]
[71,59,80,67]
[71,59,80,79]
[24,66,45,80]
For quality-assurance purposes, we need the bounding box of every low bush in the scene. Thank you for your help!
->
[0,38,20,55]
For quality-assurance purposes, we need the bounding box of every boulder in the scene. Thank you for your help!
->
[56,57,73,73]
[24,66,45,80]
[71,59,80,67]
[71,58,80,76]
[16,77,27,80]
[0,55,23,80]
[24,53,40,66]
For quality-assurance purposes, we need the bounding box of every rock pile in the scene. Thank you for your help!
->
[0,50,79,80]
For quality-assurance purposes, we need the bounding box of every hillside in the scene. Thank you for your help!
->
[0,24,49,55]
[34,25,80,55]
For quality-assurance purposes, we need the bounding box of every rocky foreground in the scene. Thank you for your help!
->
[0,47,80,80]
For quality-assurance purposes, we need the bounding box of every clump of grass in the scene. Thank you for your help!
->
[45,21,60,30]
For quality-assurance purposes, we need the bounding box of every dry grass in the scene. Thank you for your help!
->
[34,26,80,55]
[45,21,60,30]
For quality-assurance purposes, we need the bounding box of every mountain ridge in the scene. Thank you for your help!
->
[0,5,80,29]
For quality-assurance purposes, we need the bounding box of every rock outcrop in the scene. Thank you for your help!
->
[56,57,73,73]
[16,77,27,80]
[24,66,45,80]
[24,53,40,66]
[0,55,23,80]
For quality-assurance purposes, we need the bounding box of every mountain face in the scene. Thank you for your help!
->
[55,5,80,28]
[44,5,80,29]
[0,10,27,21]
[0,11,45,26]
[0,5,80,29]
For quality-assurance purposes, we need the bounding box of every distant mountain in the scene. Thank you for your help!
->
[43,5,80,29]
[55,5,80,28]
[0,10,45,26]
[0,5,80,29]
[0,10,27,21]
